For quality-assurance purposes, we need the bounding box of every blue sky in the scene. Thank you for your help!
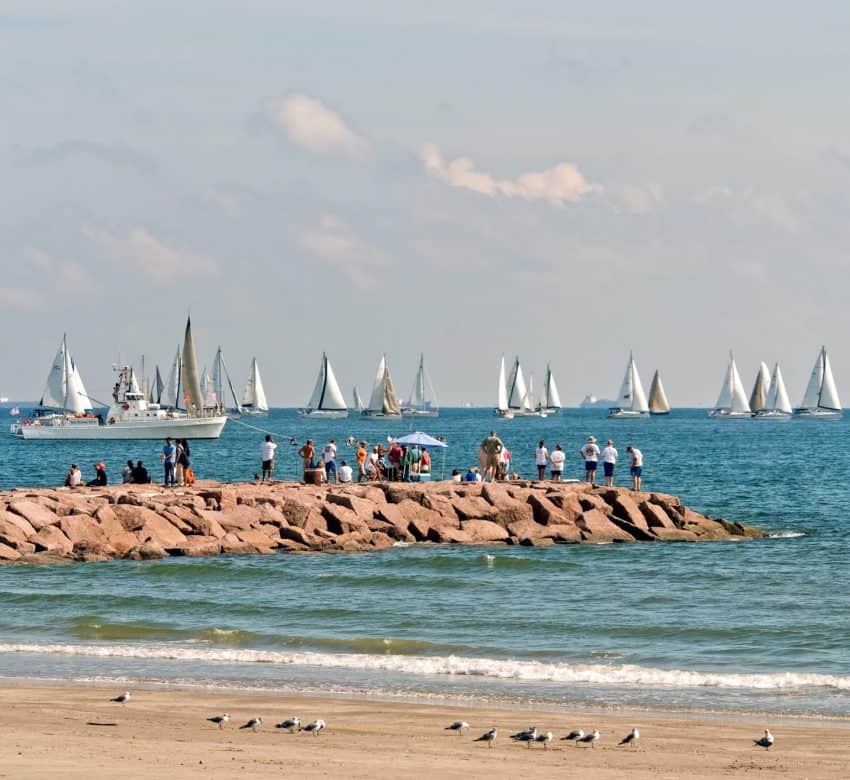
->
[2,2,850,406]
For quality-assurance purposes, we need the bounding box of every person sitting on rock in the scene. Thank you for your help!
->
[86,462,107,487]
[64,463,82,488]
[130,460,151,484]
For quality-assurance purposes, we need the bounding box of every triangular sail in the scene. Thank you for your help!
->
[242,358,269,411]
[153,366,165,405]
[367,355,400,414]
[406,354,437,412]
[306,353,347,412]
[819,348,841,410]
[181,317,204,413]
[506,357,530,410]
[541,364,561,409]
[163,346,181,408]
[68,358,90,413]
[615,354,649,412]
[648,370,670,413]
[765,364,792,414]
[749,362,771,412]
[714,353,751,413]
[39,336,70,410]
[353,386,364,412]
[496,356,508,411]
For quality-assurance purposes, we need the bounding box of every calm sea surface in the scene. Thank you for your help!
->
[0,408,847,717]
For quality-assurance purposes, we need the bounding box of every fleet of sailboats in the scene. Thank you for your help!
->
[300,352,348,418]
[608,353,649,418]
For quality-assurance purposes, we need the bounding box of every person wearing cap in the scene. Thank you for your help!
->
[86,461,107,487]
[626,445,643,491]
[579,436,601,485]
[601,439,619,487]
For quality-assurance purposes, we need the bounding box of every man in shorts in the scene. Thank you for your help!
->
[261,435,277,482]
[579,436,600,485]
[626,445,643,491]
[322,439,338,484]
[549,443,566,481]
[601,439,618,487]
[355,441,368,482]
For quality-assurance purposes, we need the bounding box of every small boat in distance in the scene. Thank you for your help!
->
[204,347,241,415]
[608,353,649,418]
[240,358,269,416]
[494,356,514,419]
[352,386,365,413]
[647,370,670,415]
[362,354,402,418]
[300,352,348,418]
[401,354,438,417]
[793,346,842,420]
[708,352,751,418]
[753,363,792,420]
[748,362,771,414]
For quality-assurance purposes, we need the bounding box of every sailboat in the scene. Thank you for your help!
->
[240,357,269,416]
[300,352,348,418]
[352,386,365,413]
[753,363,792,420]
[24,335,93,425]
[401,354,438,417]
[494,355,513,419]
[793,346,842,419]
[647,370,670,416]
[11,318,227,439]
[748,362,771,414]
[162,346,182,409]
[536,363,562,416]
[205,347,241,414]
[708,352,751,418]
[362,354,402,418]
[503,356,537,417]
[608,353,649,418]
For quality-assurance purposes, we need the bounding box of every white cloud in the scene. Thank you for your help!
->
[82,226,219,281]
[25,248,94,292]
[270,94,367,158]
[0,287,42,309]
[620,183,664,214]
[693,187,803,233]
[298,215,386,290]
[422,143,597,205]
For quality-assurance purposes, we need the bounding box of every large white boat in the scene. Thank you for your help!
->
[708,352,751,418]
[536,363,561,416]
[11,320,227,439]
[748,361,771,414]
[608,353,649,418]
[300,352,348,418]
[753,363,792,420]
[401,354,439,417]
[362,354,402,418]
[240,357,269,416]
[647,370,670,415]
[793,346,842,420]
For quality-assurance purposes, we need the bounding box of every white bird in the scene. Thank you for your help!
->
[445,720,470,735]
[474,727,497,748]
[239,717,262,732]
[577,729,601,747]
[303,719,325,736]
[110,691,131,706]
[754,729,774,749]
[618,727,639,748]
[534,731,554,749]
[562,729,584,742]
[207,713,229,730]
[276,717,301,733]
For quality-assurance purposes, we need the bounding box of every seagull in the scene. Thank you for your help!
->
[577,729,601,748]
[207,714,229,730]
[239,717,262,732]
[534,731,554,749]
[510,725,536,740]
[303,719,325,736]
[512,726,538,748]
[276,717,301,733]
[562,729,584,742]
[110,691,131,706]
[618,727,639,748]
[474,727,497,748]
[754,729,774,749]
[445,720,470,735]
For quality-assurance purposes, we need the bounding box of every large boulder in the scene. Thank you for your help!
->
[575,509,635,542]
[0,542,21,561]
[322,503,369,535]
[639,501,676,530]
[8,501,60,531]
[31,526,73,554]
[59,515,107,546]
[134,516,188,549]
[460,519,510,543]
[609,492,651,531]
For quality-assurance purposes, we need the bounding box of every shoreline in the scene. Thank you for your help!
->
[0,682,847,779]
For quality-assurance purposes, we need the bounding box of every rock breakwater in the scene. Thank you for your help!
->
[0,480,763,564]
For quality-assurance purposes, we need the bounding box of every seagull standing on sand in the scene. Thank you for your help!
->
[618,727,639,748]
[276,717,301,733]
[577,729,601,748]
[303,719,326,736]
[562,729,584,742]
[110,691,131,706]
[512,726,538,748]
[207,714,229,730]
[534,731,554,749]
[445,721,470,735]
[510,725,536,740]
[474,727,497,748]
[754,729,774,749]
[239,717,263,732]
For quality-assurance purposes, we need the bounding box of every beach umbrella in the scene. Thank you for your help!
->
[390,431,447,480]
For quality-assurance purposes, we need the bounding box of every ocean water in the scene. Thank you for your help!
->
[0,408,848,718]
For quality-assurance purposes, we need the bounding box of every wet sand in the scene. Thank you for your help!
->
[0,684,847,778]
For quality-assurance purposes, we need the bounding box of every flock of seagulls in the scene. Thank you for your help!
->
[107,692,776,753]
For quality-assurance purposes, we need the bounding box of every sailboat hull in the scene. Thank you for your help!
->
[237,408,268,417]
[708,409,751,419]
[649,410,670,416]
[752,410,791,421]
[792,408,842,420]
[494,408,514,419]
[299,409,348,419]
[361,410,402,419]
[401,409,439,417]
[608,408,649,419]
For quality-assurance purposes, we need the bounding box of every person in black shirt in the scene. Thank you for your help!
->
[130,460,151,484]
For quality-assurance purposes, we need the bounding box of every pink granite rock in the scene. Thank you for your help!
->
[460,519,510,543]
[8,500,60,531]
[575,509,635,542]
[31,526,73,554]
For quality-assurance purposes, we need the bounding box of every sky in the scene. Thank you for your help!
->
[2,1,850,406]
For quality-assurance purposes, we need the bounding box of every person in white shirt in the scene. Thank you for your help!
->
[549,443,566,481]
[338,460,353,483]
[601,439,618,487]
[626,445,643,491]
[322,440,338,484]
[261,435,277,482]
[535,440,549,481]
[579,436,601,485]
[64,463,82,487]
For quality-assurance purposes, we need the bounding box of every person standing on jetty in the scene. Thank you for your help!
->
[298,439,315,474]
[261,435,277,482]
[322,439,338,484]
[355,441,368,482]
[479,430,504,482]
[579,436,600,485]
[550,444,565,481]
[535,440,549,481]
[162,438,177,487]
[627,444,643,491]
[602,439,618,487]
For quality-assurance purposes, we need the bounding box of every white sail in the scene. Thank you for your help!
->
[163,346,181,408]
[506,357,531,411]
[819,348,841,411]
[713,353,750,414]
[765,363,792,414]
[353,386,364,412]
[540,364,561,410]
[39,336,70,410]
[648,370,670,413]
[405,354,438,413]
[614,354,649,413]
[306,353,347,412]
[242,358,269,411]
[68,359,91,413]
[206,347,240,411]
[496,356,508,412]
[366,354,401,415]
[749,362,771,412]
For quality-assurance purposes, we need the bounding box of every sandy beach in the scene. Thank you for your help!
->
[0,684,846,779]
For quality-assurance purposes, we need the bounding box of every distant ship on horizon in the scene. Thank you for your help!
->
[580,393,615,409]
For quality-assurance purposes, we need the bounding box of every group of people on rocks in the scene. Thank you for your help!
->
[535,436,643,490]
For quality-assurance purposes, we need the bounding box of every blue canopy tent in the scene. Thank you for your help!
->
[391,431,447,481]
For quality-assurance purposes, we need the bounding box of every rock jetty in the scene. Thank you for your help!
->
[0,480,763,564]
